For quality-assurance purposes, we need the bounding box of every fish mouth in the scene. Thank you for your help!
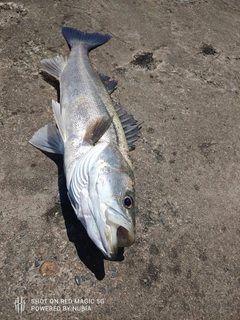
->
[117,225,135,247]
[102,205,135,260]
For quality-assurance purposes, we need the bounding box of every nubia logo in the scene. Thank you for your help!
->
[14,296,25,313]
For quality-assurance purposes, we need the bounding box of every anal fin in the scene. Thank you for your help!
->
[41,55,67,79]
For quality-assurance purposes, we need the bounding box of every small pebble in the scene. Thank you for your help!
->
[159,213,169,227]
[99,287,106,294]
[39,262,58,276]
[35,259,40,267]
[74,275,80,286]
[111,266,117,272]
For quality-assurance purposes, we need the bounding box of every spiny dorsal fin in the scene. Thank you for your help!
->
[113,101,142,150]
[83,116,114,145]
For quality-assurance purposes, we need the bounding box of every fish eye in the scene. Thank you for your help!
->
[124,195,134,209]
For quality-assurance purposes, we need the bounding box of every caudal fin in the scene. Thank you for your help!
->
[62,27,111,51]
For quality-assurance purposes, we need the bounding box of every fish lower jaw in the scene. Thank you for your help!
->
[102,222,135,260]
[117,226,135,247]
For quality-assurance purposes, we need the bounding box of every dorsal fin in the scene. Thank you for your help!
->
[98,72,118,94]
[113,101,142,150]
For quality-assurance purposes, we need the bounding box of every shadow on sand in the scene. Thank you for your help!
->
[42,151,124,281]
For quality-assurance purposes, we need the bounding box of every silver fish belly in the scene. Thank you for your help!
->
[29,27,140,260]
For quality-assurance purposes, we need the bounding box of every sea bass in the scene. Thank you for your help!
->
[29,27,140,260]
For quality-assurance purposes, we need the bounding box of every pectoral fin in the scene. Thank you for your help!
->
[83,116,113,145]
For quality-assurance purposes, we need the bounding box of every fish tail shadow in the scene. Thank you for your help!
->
[62,26,111,51]
[40,71,60,101]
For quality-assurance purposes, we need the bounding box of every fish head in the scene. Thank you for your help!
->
[92,158,136,259]
[68,142,135,260]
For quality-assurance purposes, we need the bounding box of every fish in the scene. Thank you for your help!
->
[29,27,141,260]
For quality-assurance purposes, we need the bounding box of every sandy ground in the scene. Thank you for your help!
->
[1,0,240,319]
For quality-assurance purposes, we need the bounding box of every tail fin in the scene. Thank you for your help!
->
[62,27,111,51]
